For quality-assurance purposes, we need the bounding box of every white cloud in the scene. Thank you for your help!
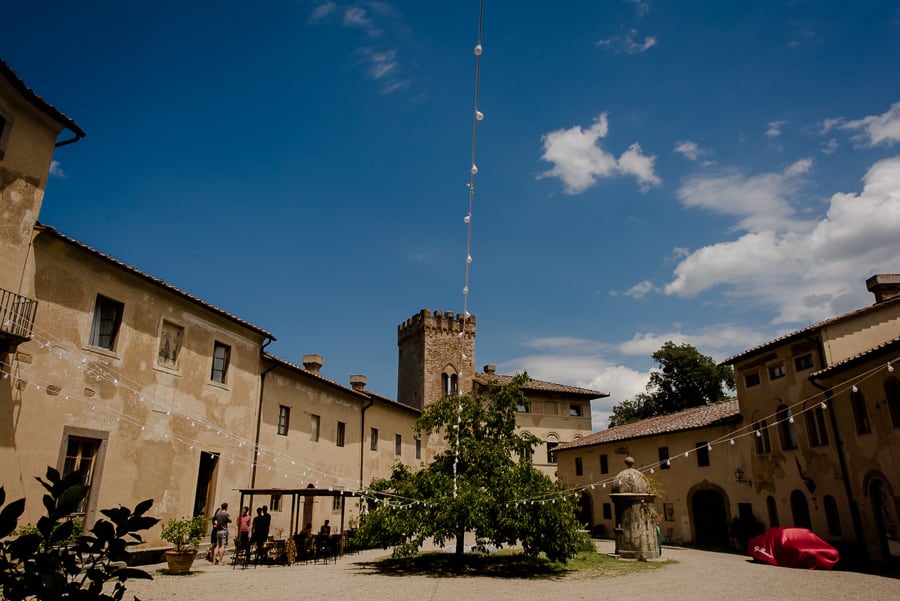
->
[49,160,65,178]
[343,6,381,36]
[623,280,655,299]
[822,138,839,155]
[766,120,787,138]
[675,164,809,233]
[839,102,900,147]
[674,140,705,161]
[539,113,660,194]
[307,2,337,24]
[597,29,657,54]
[665,155,900,324]
[785,157,813,176]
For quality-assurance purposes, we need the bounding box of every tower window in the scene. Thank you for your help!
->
[441,373,459,397]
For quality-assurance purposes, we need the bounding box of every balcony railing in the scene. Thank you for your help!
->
[0,287,38,343]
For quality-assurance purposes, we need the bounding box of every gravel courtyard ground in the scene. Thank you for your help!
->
[124,539,898,601]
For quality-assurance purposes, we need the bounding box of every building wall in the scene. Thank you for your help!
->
[0,231,267,542]
[557,423,747,545]
[515,392,592,478]
[0,74,63,293]
[821,304,900,364]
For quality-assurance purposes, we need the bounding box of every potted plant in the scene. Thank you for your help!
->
[160,515,207,574]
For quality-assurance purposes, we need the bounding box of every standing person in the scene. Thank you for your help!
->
[213,502,231,566]
[251,507,265,561]
[259,505,271,542]
[207,505,221,562]
[237,506,251,555]
[318,519,331,536]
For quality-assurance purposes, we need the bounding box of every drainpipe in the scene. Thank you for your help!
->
[807,337,867,561]
[251,338,276,488]
[359,398,374,495]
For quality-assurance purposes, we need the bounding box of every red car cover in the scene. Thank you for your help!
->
[747,527,839,569]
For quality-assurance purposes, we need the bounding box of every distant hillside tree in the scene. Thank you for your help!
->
[356,374,588,565]
[609,342,734,427]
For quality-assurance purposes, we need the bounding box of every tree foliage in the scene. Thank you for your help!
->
[356,374,589,564]
[0,467,158,601]
[609,341,735,427]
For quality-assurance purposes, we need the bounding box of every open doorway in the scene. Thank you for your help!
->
[193,451,219,517]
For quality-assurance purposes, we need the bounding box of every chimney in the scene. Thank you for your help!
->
[302,354,323,375]
[866,274,900,304]
[483,364,496,375]
[349,374,367,391]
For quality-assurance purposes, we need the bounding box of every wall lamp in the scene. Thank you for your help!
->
[735,467,752,486]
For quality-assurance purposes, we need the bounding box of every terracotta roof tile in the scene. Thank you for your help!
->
[472,372,608,398]
[0,58,85,139]
[558,398,741,451]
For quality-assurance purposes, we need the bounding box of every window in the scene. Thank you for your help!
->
[395,434,402,456]
[157,320,183,368]
[210,341,230,383]
[441,373,458,397]
[600,454,609,474]
[370,427,378,451]
[546,441,559,464]
[270,494,282,512]
[332,496,342,511]
[310,414,320,442]
[89,295,123,350]
[766,496,780,527]
[602,503,612,520]
[754,420,772,454]
[695,442,710,467]
[516,401,529,412]
[794,353,814,372]
[768,363,786,380]
[0,110,11,160]
[658,446,670,469]
[277,406,290,436]
[776,404,798,450]
[885,376,900,428]
[805,406,829,446]
[851,390,871,434]
[415,437,421,460]
[744,371,761,388]
[575,457,583,476]
[569,403,583,417]
[62,436,101,515]
[336,421,346,447]
[824,495,842,536]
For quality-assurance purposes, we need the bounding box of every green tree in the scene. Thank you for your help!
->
[0,467,158,601]
[357,374,588,565]
[609,342,735,427]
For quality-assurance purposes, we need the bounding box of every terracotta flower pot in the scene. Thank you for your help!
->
[164,549,198,574]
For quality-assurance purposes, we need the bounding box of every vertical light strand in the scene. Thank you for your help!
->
[455,0,485,499]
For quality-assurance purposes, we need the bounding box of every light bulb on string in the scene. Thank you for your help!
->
[470,164,478,175]
[475,110,484,121]
[730,439,735,446]
[887,362,894,373]
[464,214,471,224]
[821,402,827,410]
[473,43,482,55]
[852,385,858,393]
[466,255,472,264]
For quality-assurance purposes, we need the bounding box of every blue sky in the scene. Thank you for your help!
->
[5,1,900,429]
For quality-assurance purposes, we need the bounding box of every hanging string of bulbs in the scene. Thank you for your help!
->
[453,0,486,499]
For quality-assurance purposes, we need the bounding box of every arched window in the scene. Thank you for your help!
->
[851,390,871,434]
[885,376,900,428]
[441,372,459,397]
[776,404,798,450]
[766,495,780,527]
[790,490,812,529]
[753,418,771,454]
[805,404,829,447]
[823,495,841,536]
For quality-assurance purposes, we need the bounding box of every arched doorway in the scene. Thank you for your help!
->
[691,488,729,548]
[577,492,593,531]
[869,477,900,559]
[790,490,811,529]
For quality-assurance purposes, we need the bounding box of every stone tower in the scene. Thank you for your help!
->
[397,309,476,410]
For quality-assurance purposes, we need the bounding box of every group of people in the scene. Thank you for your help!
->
[208,502,272,565]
